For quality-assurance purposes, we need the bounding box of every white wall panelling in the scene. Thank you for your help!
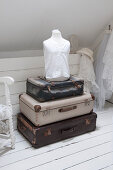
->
[0,54,80,129]
[0,50,43,59]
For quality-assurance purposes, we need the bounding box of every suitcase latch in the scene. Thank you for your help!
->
[42,110,50,116]
[85,119,90,125]
[44,128,52,136]
[85,99,90,106]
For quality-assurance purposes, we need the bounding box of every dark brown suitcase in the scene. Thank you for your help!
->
[17,112,97,148]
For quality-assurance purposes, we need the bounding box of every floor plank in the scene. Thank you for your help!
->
[0,123,112,159]
[101,164,113,170]
[0,103,113,170]
[1,106,112,158]
[0,132,112,169]
[63,152,113,170]
[3,142,112,170]
[29,143,112,170]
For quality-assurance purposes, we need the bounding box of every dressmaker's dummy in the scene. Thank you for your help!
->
[43,29,70,81]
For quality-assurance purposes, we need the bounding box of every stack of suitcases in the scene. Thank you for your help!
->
[17,76,97,148]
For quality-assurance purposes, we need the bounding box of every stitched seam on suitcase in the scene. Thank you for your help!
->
[20,98,94,112]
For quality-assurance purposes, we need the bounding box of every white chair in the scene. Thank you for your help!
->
[0,77,15,149]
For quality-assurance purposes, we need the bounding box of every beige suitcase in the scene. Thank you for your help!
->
[19,93,94,126]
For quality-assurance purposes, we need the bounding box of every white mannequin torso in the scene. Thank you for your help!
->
[43,30,70,81]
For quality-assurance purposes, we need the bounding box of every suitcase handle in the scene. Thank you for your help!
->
[61,127,76,134]
[58,105,77,112]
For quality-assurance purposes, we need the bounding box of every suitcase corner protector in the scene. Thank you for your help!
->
[32,137,37,145]
[19,93,23,99]
[33,128,37,135]
[34,105,41,112]
[90,93,95,100]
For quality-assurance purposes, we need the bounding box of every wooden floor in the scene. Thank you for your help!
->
[0,102,113,170]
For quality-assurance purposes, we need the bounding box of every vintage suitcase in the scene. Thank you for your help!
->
[17,112,97,148]
[26,76,84,102]
[19,93,94,126]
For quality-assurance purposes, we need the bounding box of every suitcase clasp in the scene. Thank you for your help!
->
[85,119,90,125]
[44,128,52,136]
[85,99,90,106]
[42,110,50,116]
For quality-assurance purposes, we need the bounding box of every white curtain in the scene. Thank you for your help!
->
[94,31,111,110]
[103,30,113,93]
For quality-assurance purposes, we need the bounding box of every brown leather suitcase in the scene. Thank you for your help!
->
[17,112,97,148]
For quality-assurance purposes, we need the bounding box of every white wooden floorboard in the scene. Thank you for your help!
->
[1,141,112,170]
[62,152,113,170]
[0,107,113,157]
[29,142,112,170]
[0,103,113,170]
[97,110,113,127]
[101,164,113,170]
[0,132,112,169]
[0,123,112,160]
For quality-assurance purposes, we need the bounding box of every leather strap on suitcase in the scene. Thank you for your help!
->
[38,76,81,90]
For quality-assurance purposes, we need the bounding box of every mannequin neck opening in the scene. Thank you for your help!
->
[51,30,63,42]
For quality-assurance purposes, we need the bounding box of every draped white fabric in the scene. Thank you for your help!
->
[94,31,111,110]
[103,30,113,92]
[78,54,98,94]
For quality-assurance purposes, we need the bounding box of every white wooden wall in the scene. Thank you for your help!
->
[0,54,80,129]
